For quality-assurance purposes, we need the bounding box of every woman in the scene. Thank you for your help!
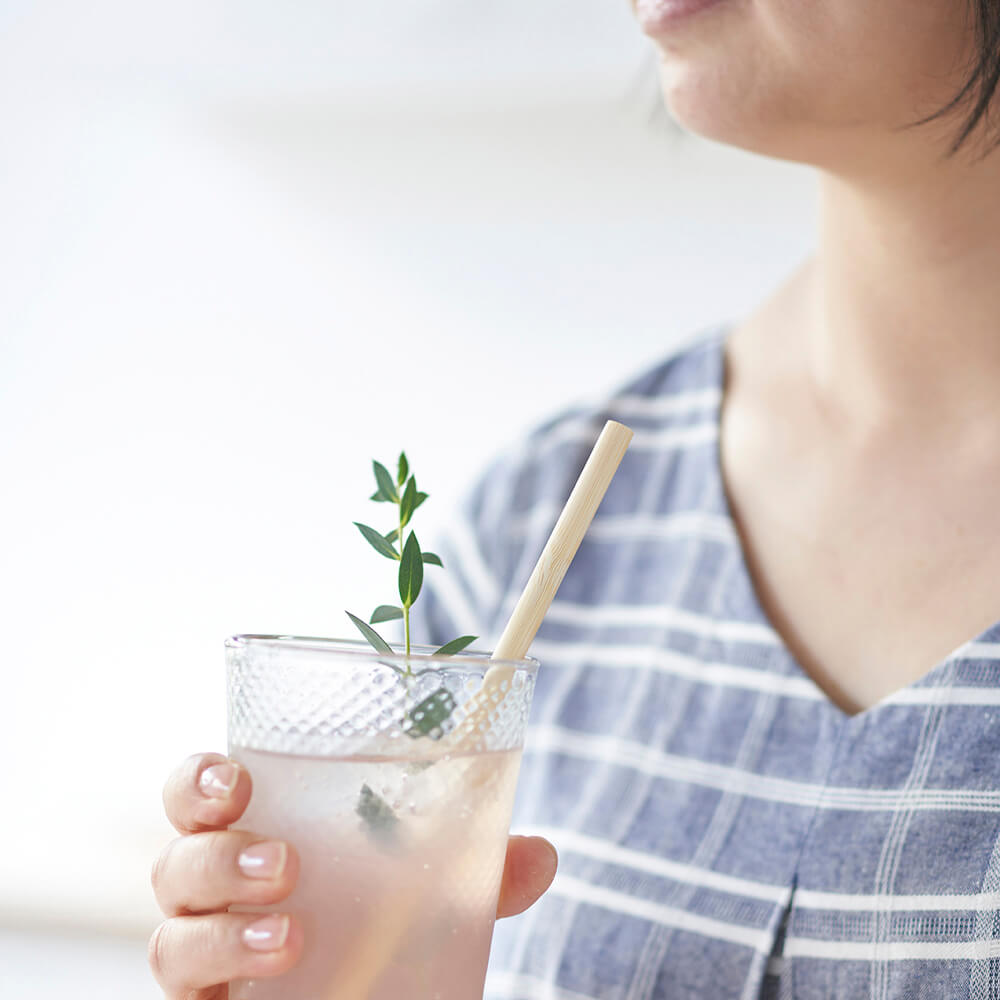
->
[149,0,1000,996]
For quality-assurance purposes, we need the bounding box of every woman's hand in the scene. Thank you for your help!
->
[149,752,558,1000]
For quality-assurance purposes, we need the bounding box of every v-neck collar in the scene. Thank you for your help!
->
[702,326,1000,726]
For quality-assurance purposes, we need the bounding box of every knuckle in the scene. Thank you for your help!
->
[147,919,172,985]
[167,753,203,798]
[150,841,172,908]
[150,837,186,911]
[189,911,238,971]
[197,831,238,884]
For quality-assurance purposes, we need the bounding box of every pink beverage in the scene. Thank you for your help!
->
[225,635,538,1000]
[229,745,523,1000]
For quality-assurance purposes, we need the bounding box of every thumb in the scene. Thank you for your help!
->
[497,835,558,918]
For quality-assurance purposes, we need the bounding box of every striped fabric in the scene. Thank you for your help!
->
[412,326,1000,999]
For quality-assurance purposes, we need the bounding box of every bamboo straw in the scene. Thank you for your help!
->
[324,418,633,997]
[452,419,634,745]
[492,419,634,661]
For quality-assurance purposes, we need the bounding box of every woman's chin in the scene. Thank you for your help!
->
[657,65,832,165]
[659,69,769,149]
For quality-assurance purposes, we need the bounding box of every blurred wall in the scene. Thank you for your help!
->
[0,0,816,978]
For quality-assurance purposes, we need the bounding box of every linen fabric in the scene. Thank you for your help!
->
[411,327,1000,1000]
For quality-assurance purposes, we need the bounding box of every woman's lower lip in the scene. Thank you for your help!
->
[635,0,728,34]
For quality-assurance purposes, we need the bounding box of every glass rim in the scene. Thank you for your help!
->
[225,634,539,673]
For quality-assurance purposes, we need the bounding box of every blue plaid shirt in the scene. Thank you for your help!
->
[414,327,1000,1000]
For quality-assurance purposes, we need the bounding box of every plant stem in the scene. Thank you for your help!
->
[400,506,410,658]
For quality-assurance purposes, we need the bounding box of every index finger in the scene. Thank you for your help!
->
[163,753,253,834]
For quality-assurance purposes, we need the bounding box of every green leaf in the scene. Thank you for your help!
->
[433,635,477,656]
[373,461,399,503]
[356,783,399,842]
[370,604,404,624]
[354,522,400,561]
[413,490,429,512]
[345,611,394,654]
[369,491,391,503]
[405,687,456,739]
[384,528,399,544]
[398,531,424,608]
[422,552,443,567]
[397,452,409,487]
[399,476,417,528]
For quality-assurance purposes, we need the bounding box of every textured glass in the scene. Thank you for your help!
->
[224,635,539,1000]
[227,635,537,757]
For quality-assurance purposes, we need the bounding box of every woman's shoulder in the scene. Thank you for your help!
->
[458,321,730,566]
[490,321,730,506]
[422,322,731,642]
[594,321,730,415]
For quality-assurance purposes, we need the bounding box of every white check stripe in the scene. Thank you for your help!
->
[962,642,1000,660]
[526,827,1000,915]
[540,419,718,454]
[509,506,737,545]
[538,603,780,645]
[528,639,1000,709]
[552,873,1000,965]
[587,510,736,543]
[611,387,723,419]
[551,873,772,953]
[534,610,1000,663]
[782,936,1000,962]
[529,638,825,700]
[528,826,789,905]
[528,725,1000,813]
[794,887,1000,913]
[539,870,1000,966]
[571,387,723,420]
[885,686,1000,707]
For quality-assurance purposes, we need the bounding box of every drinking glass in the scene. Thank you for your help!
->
[226,634,538,1000]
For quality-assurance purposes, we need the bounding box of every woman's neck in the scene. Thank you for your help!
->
[800,156,1000,436]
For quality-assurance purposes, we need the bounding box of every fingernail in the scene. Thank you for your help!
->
[199,762,238,799]
[243,914,290,952]
[238,842,287,880]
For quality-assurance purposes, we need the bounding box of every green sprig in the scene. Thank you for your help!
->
[356,783,398,843]
[346,452,478,663]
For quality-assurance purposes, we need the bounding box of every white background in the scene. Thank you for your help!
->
[0,0,816,993]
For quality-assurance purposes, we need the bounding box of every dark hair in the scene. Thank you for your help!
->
[908,0,1000,158]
